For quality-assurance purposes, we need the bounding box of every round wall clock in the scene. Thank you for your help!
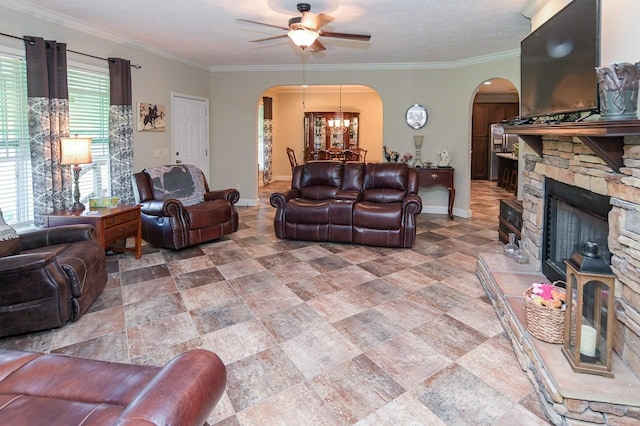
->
[405,104,428,129]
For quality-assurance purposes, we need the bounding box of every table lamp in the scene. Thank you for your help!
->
[60,135,93,211]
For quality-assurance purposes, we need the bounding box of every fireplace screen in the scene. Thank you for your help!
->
[543,178,611,282]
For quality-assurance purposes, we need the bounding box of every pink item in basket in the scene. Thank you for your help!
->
[531,283,555,301]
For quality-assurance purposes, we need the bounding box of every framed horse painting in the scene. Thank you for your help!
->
[137,102,166,132]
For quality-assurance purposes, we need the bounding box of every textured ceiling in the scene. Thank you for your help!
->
[6,0,532,70]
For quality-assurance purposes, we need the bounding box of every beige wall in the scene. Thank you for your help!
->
[210,59,521,213]
[600,0,640,65]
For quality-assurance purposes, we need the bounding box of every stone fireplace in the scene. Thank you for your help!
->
[477,124,640,424]
[517,132,640,380]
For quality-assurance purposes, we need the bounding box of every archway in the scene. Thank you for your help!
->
[258,85,383,187]
[470,78,519,181]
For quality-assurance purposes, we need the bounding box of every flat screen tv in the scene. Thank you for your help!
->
[520,0,600,119]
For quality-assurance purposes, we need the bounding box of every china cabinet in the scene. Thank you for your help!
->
[304,112,359,156]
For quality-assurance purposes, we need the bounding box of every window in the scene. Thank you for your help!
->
[0,53,31,227]
[67,66,110,201]
[0,52,110,227]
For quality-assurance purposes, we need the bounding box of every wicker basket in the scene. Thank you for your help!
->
[523,284,566,344]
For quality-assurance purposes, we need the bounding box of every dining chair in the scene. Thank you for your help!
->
[355,147,367,162]
[343,147,367,162]
[286,147,298,171]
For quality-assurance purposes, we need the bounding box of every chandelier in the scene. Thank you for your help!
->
[328,85,350,134]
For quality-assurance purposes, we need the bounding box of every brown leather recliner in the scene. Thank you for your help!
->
[0,224,108,338]
[132,166,239,250]
[0,348,226,425]
[270,161,422,248]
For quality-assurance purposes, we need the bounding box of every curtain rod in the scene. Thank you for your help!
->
[0,32,142,69]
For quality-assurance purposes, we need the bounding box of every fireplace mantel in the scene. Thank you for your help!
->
[504,120,640,173]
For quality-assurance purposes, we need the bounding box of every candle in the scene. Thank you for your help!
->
[580,325,597,358]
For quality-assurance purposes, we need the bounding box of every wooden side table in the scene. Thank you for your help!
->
[42,204,142,259]
[416,167,455,219]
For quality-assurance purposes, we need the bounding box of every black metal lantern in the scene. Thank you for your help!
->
[562,242,616,378]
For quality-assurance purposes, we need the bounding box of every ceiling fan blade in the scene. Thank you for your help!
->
[237,18,289,31]
[250,34,289,43]
[310,39,326,52]
[302,12,335,30]
[320,31,371,42]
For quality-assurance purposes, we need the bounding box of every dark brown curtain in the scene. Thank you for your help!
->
[262,96,273,185]
[24,36,71,226]
[108,58,134,204]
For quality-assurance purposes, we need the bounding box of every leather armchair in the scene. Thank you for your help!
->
[0,224,108,338]
[132,168,240,250]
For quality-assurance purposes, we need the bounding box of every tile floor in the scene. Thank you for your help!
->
[0,180,551,425]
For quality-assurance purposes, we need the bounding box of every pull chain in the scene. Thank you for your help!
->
[302,55,307,110]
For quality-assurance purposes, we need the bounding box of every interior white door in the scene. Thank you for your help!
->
[172,94,209,177]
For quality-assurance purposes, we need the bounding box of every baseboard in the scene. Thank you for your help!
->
[453,207,472,218]
[237,197,259,207]
[419,206,471,219]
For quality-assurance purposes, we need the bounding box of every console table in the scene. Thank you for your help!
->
[417,167,455,219]
[42,204,142,259]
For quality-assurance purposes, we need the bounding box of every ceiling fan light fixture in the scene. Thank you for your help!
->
[288,28,319,49]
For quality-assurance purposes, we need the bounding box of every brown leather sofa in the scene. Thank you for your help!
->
[132,165,239,250]
[0,224,108,338]
[0,348,226,425]
[270,161,422,248]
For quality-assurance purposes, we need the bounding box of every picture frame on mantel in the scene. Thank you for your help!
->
[137,102,166,132]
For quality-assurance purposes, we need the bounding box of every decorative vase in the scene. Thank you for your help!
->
[504,233,519,258]
[596,62,640,121]
[413,135,424,167]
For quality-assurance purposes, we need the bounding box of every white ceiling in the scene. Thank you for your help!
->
[6,0,533,71]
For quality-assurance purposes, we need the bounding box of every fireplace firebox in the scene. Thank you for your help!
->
[542,178,611,282]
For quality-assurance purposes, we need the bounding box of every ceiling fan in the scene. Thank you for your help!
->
[238,3,371,51]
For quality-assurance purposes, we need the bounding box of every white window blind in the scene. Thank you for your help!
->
[0,54,31,227]
[67,67,110,202]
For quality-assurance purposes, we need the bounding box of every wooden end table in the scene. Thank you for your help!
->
[42,204,142,259]
[416,167,455,219]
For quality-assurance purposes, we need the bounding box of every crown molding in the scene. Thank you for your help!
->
[521,0,551,19]
[208,49,521,73]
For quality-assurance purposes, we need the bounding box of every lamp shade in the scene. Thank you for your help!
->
[61,137,92,165]
[288,28,319,48]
